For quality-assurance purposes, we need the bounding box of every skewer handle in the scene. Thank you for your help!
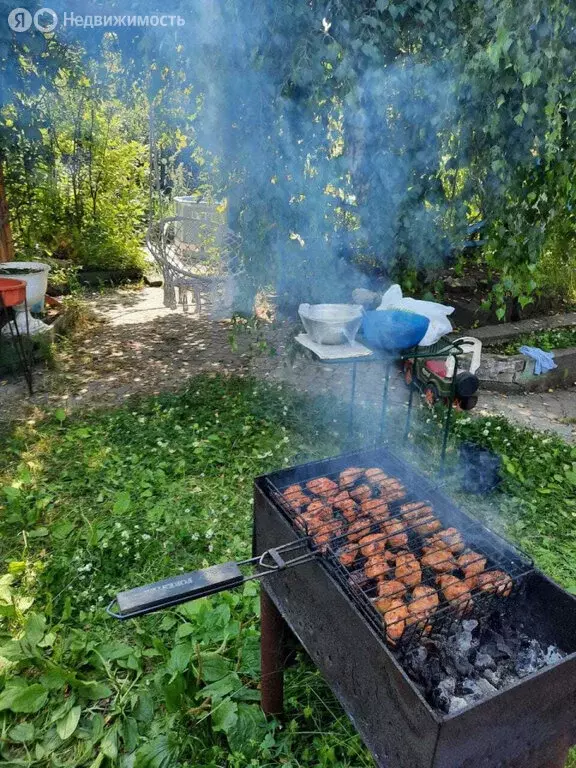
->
[109,561,245,618]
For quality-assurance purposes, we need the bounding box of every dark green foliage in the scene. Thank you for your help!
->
[488,326,576,356]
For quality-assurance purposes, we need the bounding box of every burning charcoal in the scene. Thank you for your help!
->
[448,696,469,715]
[462,619,478,633]
[483,668,503,689]
[403,645,428,678]
[474,652,496,672]
[514,639,546,678]
[430,678,456,713]
[461,677,498,699]
[495,636,514,660]
[544,645,565,665]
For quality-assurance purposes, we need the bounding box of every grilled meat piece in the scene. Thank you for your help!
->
[284,493,310,514]
[365,468,390,486]
[306,477,339,498]
[337,547,357,569]
[376,478,406,503]
[428,527,465,554]
[350,484,372,503]
[361,497,390,521]
[381,519,408,548]
[283,483,304,498]
[476,569,512,597]
[437,574,473,614]
[333,492,358,522]
[365,554,392,581]
[339,467,365,490]
[347,517,373,543]
[380,599,409,644]
[401,502,441,536]
[395,552,422,587]
[359,533,388,558]
[408,585,439,623]
[458,551,487,580]
[376,578,407,606]
[421,544,456,573]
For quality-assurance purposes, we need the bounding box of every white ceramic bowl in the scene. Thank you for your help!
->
[299,303,363,345]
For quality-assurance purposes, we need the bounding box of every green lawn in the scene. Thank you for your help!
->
[0,375,575,766]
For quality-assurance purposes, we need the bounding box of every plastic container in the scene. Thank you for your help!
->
[0,262,50,312]
[298,303,364,345]
[0,278,27,308]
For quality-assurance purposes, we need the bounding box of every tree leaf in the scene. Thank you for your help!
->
[57,705,82,740]
[101,725,118,759]
[134,691,154,723]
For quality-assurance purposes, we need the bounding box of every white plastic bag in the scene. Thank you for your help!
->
[377,284,454,346]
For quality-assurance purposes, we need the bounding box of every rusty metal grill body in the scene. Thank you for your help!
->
[253,447,576,768]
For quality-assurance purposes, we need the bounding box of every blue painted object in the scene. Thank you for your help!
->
[519,346,557,375]
[361,309,430,351]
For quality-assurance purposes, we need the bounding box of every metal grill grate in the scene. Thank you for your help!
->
[265,463,533,649]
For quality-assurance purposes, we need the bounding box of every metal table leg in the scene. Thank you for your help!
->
[379,361,391,443]
[348,362,357,438]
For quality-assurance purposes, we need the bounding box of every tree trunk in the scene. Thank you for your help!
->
[0,158,15,263]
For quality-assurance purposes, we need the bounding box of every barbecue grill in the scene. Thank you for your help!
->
[112,447,576,767]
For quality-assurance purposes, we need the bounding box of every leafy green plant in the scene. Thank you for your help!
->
[487,326,576,356]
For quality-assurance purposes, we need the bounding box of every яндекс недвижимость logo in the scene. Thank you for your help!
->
[8,7,58,32]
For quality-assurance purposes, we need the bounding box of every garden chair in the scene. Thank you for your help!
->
[146,202,243,319]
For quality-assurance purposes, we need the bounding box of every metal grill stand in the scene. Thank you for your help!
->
[296,339,467,473]
[0,292,33,395]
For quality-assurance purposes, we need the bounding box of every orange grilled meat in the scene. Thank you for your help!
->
[361,498,390,522]
[376,578,407,605]
[437,574,473,614]
[458,551,487,580]
[365,468,390,485]
[347,517,373,543]
[381,599,409,644]
[476,569,512,597]
[306,477,339,498]
[365,554,392,581]
[395,552,422,587]
[359,533,388,558]
[401,502,442,536]
[382,519,408,548]
[408,585,439,623]
[337,547,357,569]
[428,527,465,554]
[339,467,365,490]
[421,544,456,573]
[350,484,372,503]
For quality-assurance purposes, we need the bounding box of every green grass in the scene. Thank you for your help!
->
[0,375,575,766]
[487,325,576,356]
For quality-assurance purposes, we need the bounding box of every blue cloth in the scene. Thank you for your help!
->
[361,309,430,351]
[519,345,558,375]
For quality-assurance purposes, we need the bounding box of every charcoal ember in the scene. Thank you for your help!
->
[453,655,474,677]
[448,696,469,715]
[515,639,545,678]
[430,678,456,713]
[461,677,498,699]
[544,645,565,665]
[483,668,503,689]
[474,652,496,672]
[402,646,428,679]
